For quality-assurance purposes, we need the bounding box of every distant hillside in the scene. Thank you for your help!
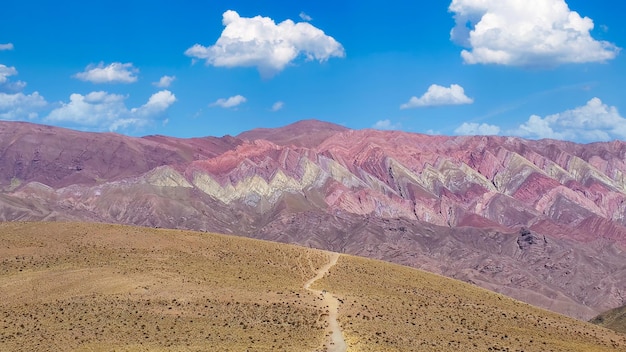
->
[237,119,349,148]
[2,120,626,321]
[0,222,624,351]
[592,305,626,335]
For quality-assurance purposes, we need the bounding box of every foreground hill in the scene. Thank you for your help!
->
[1,222,624,351]
[1,120,626,320]
[592,305,626,335]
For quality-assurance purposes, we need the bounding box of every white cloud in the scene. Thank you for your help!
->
[0,80,26,93]
[454,122,501,135]
[372,119,401,130]
[299,12,312,21]
[0,64,18,84]
[449,0,620,66]
[510,98,626,141]
[132,90,177,117]
[0,63,44,118]
[0,65,26,91]
[74,62,139,84]
[452,98,626,142]
[0,43,13,51]
[271,101,284,111]
[425,129,442,135]
[210,95,247,108]
[0,64,26,93]
[153,75,176,88]
[185,10,345,77]
[511,115,565,140]
[0,92,47,120]
[47,92,127,127]
[401,84,473,109]
[46,90,176,131]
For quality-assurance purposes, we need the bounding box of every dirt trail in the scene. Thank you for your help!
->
[304,252,347,352]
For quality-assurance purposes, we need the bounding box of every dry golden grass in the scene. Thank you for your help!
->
[0,222,330,351]
[313,255,626,351]
[1,222,625,351]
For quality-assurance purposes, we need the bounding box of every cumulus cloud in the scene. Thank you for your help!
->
[0,64,21,94]
[512,115,565,140]
[74,62,139,84]
[0,64,40,118]
[0,80,26,93]
[0,64,26,92]
[185,10,345,77]
[449,0,620,66]
[153,75,176,88]
[401,84,473,109]
[0,43,14,51]
[510,98,626,141]
[47,92,126,126]
[372,119,401,131]
[132,90,177,117]
[210,95,247,108]
[271,101,284,111]
[46,90,176,131]
[454,122,501,135]
[0,64,18,84]
[299,12,312,21]
[0,92,47,120]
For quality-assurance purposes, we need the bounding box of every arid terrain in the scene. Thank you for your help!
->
[1,120,626,320]
[592,304,626,335]
[1,222,625,351]
[0,222,329,351]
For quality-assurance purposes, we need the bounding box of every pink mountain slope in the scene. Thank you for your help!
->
[1,119,626,320]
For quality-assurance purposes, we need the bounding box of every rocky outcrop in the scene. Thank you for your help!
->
[516,227,546,250]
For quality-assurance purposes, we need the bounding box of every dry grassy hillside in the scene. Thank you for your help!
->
[0,222,330,351]
[591,305,626,335]
[314,256,626,352]
[0,222,625,351]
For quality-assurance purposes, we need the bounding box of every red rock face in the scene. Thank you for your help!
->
[2,120,626,320]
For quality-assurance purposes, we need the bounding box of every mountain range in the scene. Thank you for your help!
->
[1,119,626,321]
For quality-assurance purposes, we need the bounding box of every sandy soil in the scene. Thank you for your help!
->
[304,252,347,352]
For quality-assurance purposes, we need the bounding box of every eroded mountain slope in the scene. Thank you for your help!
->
[1,120,626,320]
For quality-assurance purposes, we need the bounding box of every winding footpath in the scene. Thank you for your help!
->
[304,252,347,352]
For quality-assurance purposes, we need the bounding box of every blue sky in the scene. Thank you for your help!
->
[1,0,625,142]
